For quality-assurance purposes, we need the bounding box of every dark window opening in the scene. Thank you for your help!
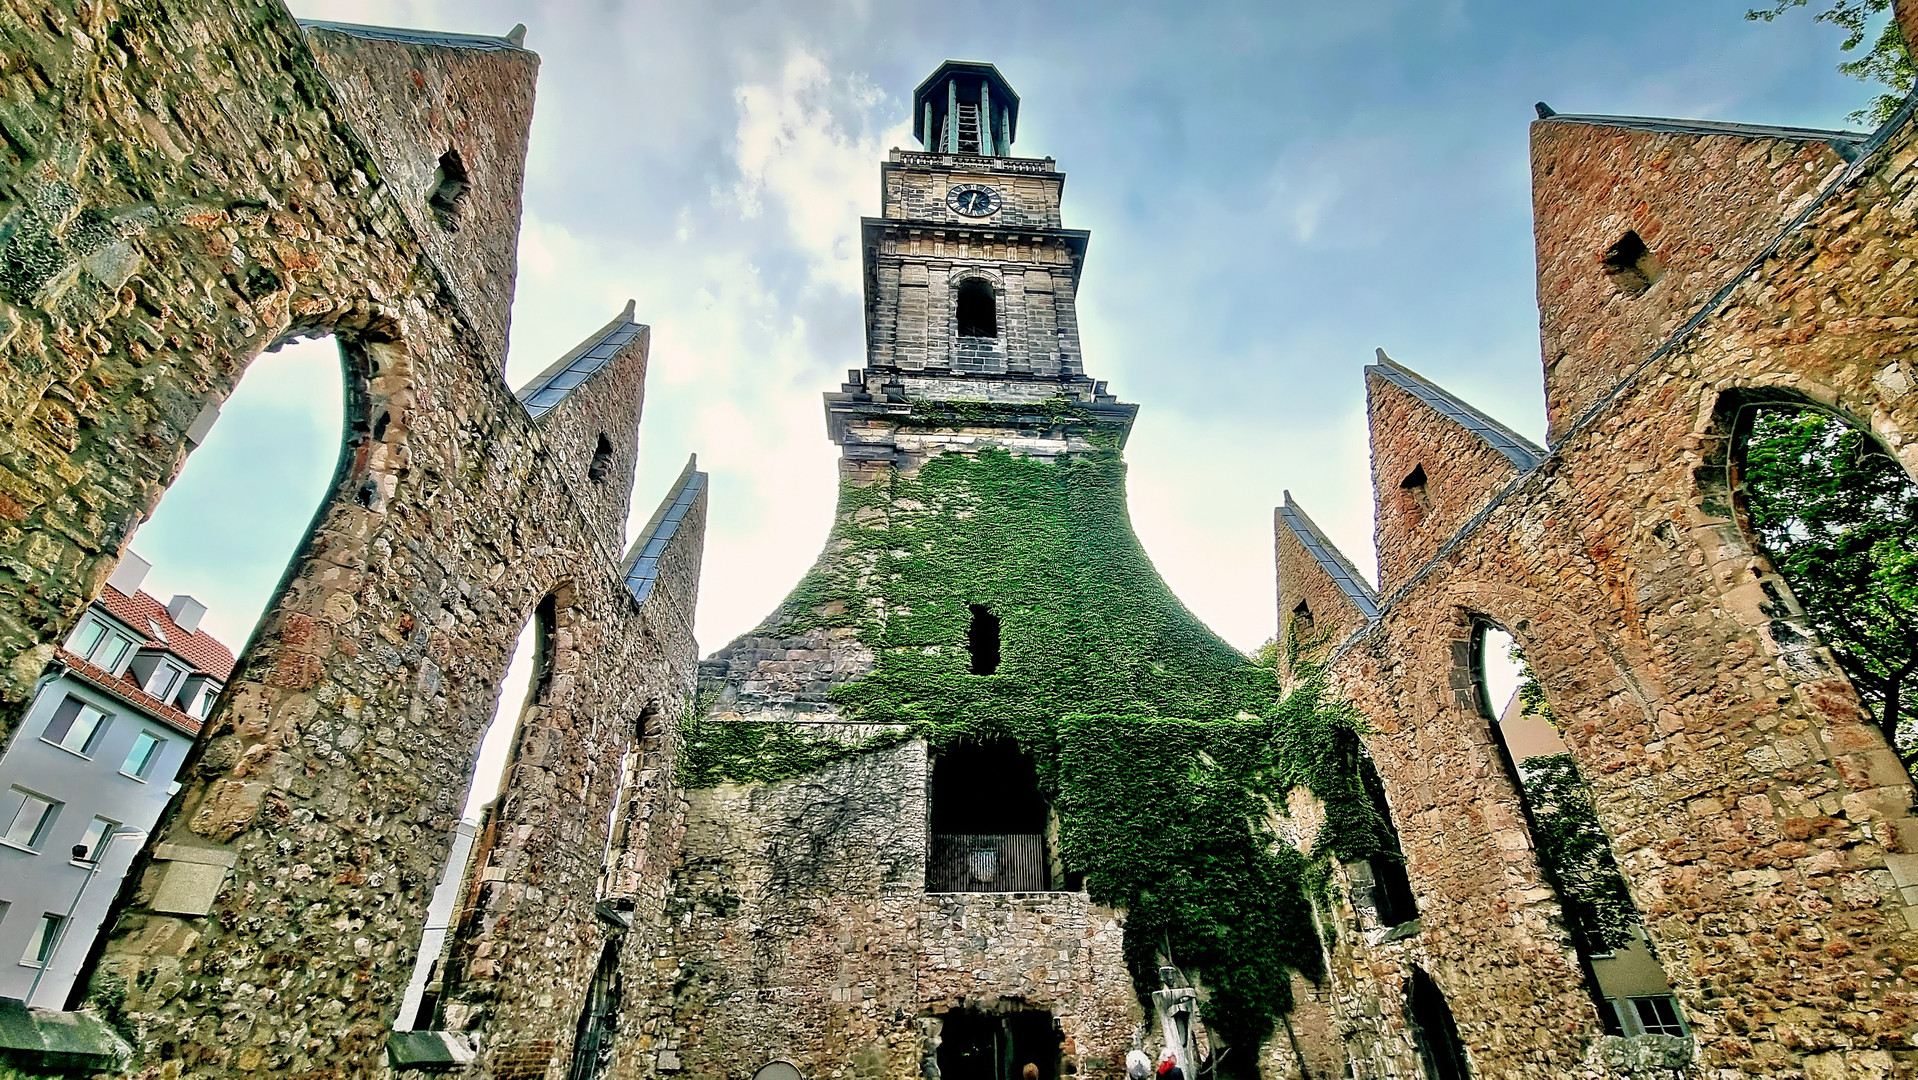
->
[929,739,1048,892]
[1629,995,1687,1038]
[589,434,614,484]
[968,604,1001,675]
[1290,600,1315,639]
[1358,757,1418,926]
[1408,968,1470,1080]
[565,942,623,1080]
[429,150,470,231]
[1602,230,1662,297]
[1400,465,1431,525]
[937,1007,1061,1080]
[957,279,997,338]
[531,594,559,702]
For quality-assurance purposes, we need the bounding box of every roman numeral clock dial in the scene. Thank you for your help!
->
[946,183,1002,217]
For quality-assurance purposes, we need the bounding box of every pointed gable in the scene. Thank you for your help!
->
[1275,493,1377,671]
[1365,354,1543,595]
[1530,111,1860,444]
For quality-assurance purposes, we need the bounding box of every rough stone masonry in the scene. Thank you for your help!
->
[2,3,1918,1080]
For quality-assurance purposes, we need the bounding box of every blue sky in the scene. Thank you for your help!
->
[132,0,1875,656]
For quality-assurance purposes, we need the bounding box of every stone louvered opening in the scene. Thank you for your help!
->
[956,278,998,338]
[1407,968,1470,1080]
[429,149,470,231]
[968,604,1001,675]
[1601,230,1662,298]
[929,740,1048,892]
[589,434,614,484]
[935,1006,1062,1080]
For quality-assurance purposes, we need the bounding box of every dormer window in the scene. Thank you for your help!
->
[66,616,137,676]
[956,279,997,338]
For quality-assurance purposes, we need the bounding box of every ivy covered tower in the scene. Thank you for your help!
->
[670,62,1320,1080]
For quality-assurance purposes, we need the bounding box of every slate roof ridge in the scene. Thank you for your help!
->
[1277,492,1380,621]
[1537,112,1870,160]
[1366,353,1545,471]
[517,300,644,420]
[624,456,708,606]
[94,585,236,679]
[298,19,530,52]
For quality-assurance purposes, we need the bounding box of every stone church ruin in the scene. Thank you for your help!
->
[2,1,1918,1078]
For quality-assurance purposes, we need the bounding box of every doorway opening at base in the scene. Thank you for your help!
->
[936,1005,1061,1080]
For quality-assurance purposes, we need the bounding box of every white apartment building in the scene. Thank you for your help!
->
[0,553,234,1007]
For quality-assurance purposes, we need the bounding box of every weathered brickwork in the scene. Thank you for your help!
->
[0,5,705,1080]
[647,737,1136,1080]
[1280,79,1918,1080]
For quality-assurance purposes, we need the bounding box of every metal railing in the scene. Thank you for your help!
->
[928,834,1048,893]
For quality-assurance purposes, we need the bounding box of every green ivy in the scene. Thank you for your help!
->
[689,441,1393,1074]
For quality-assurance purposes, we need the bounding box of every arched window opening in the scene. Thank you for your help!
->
[967,604,1001,675]
[565,941,623,1080]
[1407,968,1470,1080]
[429,149,469,231]
[398,603,549,1031]
[1601,230,1662,298]
[1399,465,1431,525]
[928,739,1048,892]
[1356,756,1417,927]
[34,337,345,1010]
[1473,623,1684,1038]
[956,279,997,338]
[589,434,615,484]
[1737,405,1918,762]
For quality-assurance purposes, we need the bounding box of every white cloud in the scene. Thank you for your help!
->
[729,49,912,293]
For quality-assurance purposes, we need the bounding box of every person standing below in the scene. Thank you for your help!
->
[1125,1049,1152,1080]
[1156,1049,1185,1080]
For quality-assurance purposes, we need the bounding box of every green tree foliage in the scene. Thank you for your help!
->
[1748,0,1914,124]
[1741,409,1918,756]
[1515,753,1639,954]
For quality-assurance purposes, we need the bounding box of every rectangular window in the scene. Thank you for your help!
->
[1630,996,1687,1037]
[3,791,60,850]
[122,732,164,780]
[94,633,133,674]
[21,913,63,966]
[73,817,117,863]
[43,697,108,756]
[66,618,106,658]
[146,663,183,702]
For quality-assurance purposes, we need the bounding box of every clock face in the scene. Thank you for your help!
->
[946,183,1002,218]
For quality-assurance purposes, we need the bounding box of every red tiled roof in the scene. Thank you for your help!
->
[56,648,204,737]
[94,585,237,680]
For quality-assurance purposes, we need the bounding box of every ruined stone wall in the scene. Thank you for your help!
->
[0,4,705,1080]
[645,734,1138,1080]
[1530,119,1854,443]
[1279,99,1918,1079]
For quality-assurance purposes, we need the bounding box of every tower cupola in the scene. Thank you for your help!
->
[913,61,1019,156]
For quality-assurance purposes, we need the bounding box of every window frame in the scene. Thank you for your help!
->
[1628,995,1687,1038]
[72,816,119,865]
[121,731,166,781]
[42,697,111,758]
[2,789,62,852]
[20,912,64,968]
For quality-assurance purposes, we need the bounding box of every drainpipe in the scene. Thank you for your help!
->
[27,826,146,1008]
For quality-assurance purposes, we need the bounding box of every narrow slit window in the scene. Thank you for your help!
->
[967,604,1001,675]
[956,279,997,338]
[1400,465,1431,524]
[590,434,615,484]
[1602,230,1662,297]
[1291,600,1315,638]
[429,150,470,231]
[22,913,63,966]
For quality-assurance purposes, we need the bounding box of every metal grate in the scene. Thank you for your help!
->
[927,834,1047,893]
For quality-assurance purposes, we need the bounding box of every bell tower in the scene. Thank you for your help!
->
[828,60,1132,462]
